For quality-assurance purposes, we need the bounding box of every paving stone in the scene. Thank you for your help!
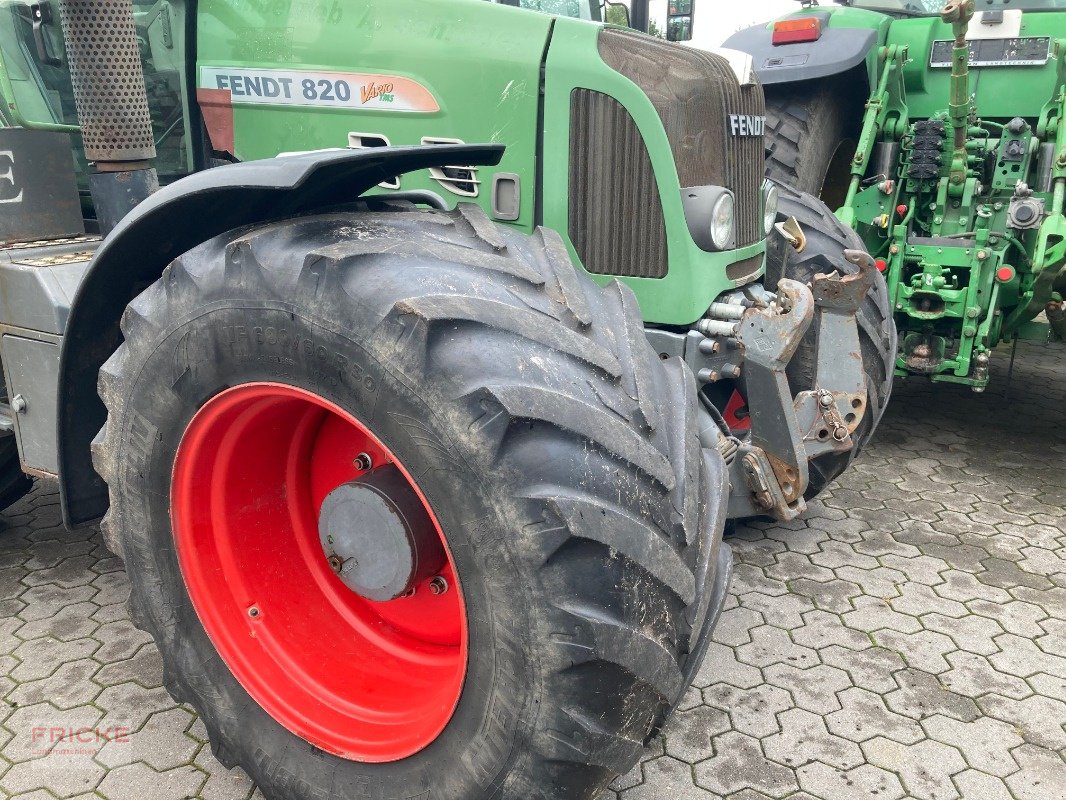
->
[735,625,818,670]
[888,583,966,619]
[787,578,862,614]
[794,762,906,800]
[935,570,1011,604]
[5,659,100,710]
[694,732,799,797]
[884,668,981,722]
[97,707,198,771]
[662,705,731,764]
[739,591,815,632]
[96,761,204,800]
[1026,672,1066,702]
[871,628,957,675]
[693,642,763,691]
[762,663,852,715]
[703,684,792,739]
[842,597,922,635]
[820,645,908,694]
[921,715,1023,777]
[977,693,1066,751]
[714,605,766,648]
[0,748,105,798]
[1002,744,1066,800]
[790,610,871,651]
[967,599,1048,638]
[989,633,1066,680]
[762,708,864,770]
[921,612,1004,656]
[1,702,101,764]
[939,651,1033,701]
[949,769,1015,800]
[621,756,717,800]
[9,638,98,683]
[862,737,966,800]
[824,687,924,746]
[14,602,99,643]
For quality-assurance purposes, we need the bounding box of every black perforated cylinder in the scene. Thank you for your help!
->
[57,0,156,163]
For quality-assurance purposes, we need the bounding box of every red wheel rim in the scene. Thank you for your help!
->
[170,383,468,762]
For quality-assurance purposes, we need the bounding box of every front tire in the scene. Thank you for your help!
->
[92,204,728,799]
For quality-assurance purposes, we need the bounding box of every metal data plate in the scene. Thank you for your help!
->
[930,37,1051,68]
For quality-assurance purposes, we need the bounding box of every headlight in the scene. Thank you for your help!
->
[710,192,735,250]
[763,180,779,236]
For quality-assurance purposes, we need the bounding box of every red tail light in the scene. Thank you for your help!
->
[772,18,822,46]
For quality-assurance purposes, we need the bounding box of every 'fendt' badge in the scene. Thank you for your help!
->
[729,114,766,137]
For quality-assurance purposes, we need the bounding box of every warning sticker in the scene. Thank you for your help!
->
[199,67,440,113]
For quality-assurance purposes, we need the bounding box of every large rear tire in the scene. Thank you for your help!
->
[92,203,728,799]
[774,184,896,500]
[764,80,859,209]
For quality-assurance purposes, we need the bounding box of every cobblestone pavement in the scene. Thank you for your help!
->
[0,340,1063,800]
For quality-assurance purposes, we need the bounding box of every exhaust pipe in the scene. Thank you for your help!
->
[57,0,158,234]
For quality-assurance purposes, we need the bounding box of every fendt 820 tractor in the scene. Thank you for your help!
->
[0,0,892,797]
[729,0,1066,392]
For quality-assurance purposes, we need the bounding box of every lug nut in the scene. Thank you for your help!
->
[429,576,449,595]
[353,452,373,471]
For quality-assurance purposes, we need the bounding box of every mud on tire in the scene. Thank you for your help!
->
[92,203,729,799]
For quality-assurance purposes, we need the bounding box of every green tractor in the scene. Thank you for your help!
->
[0,0,892,797]
[728,0,1066,391]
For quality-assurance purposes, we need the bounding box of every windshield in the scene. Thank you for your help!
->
[840,0,1066,13]
[489,0,600,20]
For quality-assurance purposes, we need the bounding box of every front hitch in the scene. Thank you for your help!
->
[793,249,876,460]
[645,239,878,522]
[711,253,873,521]
[734,278,814,518]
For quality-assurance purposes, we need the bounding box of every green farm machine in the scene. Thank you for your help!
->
[729,0,1066,391]
[0,1,892,797]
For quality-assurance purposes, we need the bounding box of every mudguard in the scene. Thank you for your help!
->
[58,144,505,527]
[724,21,877,86]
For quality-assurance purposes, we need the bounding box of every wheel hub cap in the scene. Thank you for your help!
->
[318,466,445,601]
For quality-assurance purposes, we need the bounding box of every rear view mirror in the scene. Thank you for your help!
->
[667,0,693,41]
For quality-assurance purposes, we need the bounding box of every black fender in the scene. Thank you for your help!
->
[723,19,877,86]
[58,144,504,527]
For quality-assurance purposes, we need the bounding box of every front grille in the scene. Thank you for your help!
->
[597,29,765,248]
[569,90,668,279]
[726,253,763,282]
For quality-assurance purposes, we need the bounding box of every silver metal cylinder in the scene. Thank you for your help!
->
[1036,142,1056,193]
[873,141,900,181]
[696,318,740,337]
[57,0,156,164]
[707,302,748,320]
